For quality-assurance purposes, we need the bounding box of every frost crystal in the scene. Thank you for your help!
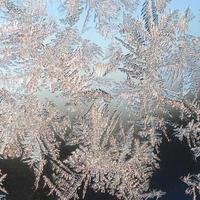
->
[0,0,200,199]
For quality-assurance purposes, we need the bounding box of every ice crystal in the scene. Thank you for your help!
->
[0,0,200,200]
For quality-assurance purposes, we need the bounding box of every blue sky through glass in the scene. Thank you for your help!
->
[169,0,199,36]
[47,0,200,49]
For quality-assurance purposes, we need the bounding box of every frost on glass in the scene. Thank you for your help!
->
[0,170,7,195]
[0,0,200,200]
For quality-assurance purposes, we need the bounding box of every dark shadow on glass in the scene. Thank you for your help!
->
[150,135,200,200]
